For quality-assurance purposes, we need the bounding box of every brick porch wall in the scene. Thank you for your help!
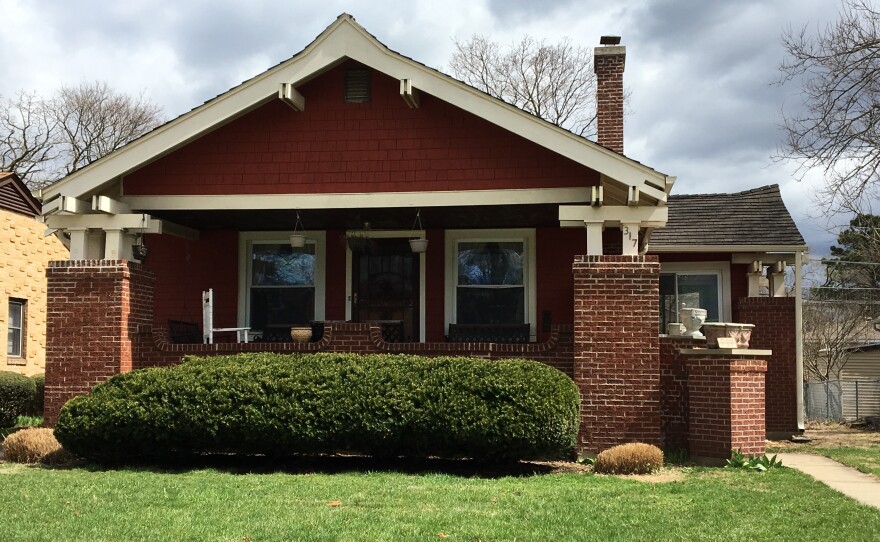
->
[44,261,154,425]
[737,297,798,434]
[573,255,661,452]
[686,354,768,460]
[135,322,574,374]
[659,337,703,451]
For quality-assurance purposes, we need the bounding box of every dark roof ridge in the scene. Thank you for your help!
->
[669,184,780,200]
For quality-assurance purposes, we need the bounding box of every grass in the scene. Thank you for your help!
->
[0,460,878,541]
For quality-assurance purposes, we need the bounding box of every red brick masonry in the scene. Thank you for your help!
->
[44,260,783,458]
[573,255,661,451]
[685,352,768,460]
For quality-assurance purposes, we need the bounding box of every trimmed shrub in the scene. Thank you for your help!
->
[594,443,663,475]
[0,371,36,428]
[2,427,72,465]
[30,374,45,416]
[55,353,580,463]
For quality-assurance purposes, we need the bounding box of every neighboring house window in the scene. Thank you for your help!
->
[445,230,537,336]
[659,262,731,333]
[7,299,25,358]
[238,232,326,333]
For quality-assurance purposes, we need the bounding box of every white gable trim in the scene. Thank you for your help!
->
[43,14,671,206]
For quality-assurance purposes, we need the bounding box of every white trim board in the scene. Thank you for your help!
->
[42,15,671,207]
[123,187,591,211]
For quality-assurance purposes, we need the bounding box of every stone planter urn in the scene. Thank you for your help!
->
[290,326,312,343]
[666,322,685,336]
[702,323,755,348]
[679,307,707,338]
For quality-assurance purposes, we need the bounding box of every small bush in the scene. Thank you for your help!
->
[594,442,664,475]
[30,374,45,416]
[2,428,72,465]
[0,371,36,428]
[55,353,580,463]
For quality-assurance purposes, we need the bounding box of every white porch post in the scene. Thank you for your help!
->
[67,228,90,260]
[621,222,640,256]
[768,261,787,297]
[103,229,126,260]
[585,222,604,255]
[747,261,763,297]
[795,250,805,431]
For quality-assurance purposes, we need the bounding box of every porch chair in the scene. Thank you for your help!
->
[202,288,250,344]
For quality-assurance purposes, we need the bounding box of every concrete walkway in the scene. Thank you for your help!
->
[777,453,880,509]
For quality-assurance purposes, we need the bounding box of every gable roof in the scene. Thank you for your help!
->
[650,184,807,251]
[0,172,42,217]
[42,13,672,206]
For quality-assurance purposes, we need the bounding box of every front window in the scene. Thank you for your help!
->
[660,272,722,332]
[445,229,536,338]
[7,299,24,357]
[239,232,326,334]
[456,241,525,324]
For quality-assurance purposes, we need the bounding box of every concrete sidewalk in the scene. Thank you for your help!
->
[776,453,880,509]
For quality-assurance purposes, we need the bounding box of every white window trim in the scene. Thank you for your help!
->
[7,299,24,358]
[659,261,732,322]
[237,231,326,328]
[343,230,427,342]
[445,229,537,340]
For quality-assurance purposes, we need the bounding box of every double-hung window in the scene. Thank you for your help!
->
[659,262,730,332]
[239,232,325,333]
[446,229,536,335]
[7,299,24,358]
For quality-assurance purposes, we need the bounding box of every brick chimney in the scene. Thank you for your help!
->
[594,36,626,154]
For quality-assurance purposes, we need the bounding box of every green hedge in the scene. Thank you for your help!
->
[0,371,37,428]
[30,374,45,416]
[55,353,580,462]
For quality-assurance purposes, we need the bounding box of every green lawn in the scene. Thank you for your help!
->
[1,461,878,541]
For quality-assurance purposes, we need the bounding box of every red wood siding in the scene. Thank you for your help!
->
[425,228,445,342]
[144,231,238,327]
[536,227,585,341]
[123,62,598,196]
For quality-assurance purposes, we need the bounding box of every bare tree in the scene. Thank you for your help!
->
[778,0,880,217]
[450,35,597,137]
[51,81,163,177]
[803,299,874,380]
[0,81,163,190]
[0,91,56,186]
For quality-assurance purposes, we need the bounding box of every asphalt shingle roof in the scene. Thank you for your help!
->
[652,184,806,248]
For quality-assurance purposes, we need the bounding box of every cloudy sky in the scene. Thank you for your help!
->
[0,0,848,255]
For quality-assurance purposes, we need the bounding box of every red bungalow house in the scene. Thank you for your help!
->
[40,14,807,458]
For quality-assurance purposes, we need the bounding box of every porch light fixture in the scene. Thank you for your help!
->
[289,211,308,248]
[132,213,150,261]
[409,210,428,253]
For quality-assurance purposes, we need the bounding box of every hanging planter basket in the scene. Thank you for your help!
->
[132,244,149,261]
[409,238,428,253]
[289,234,307,248]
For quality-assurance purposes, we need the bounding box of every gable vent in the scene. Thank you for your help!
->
[344,67,371,103]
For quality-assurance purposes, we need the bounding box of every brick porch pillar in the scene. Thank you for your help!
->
[736,297,798,435]
[682,349,769,462]
[573,255,661,452]
[44,260,154,425]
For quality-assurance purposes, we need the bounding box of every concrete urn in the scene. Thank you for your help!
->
[679,307,707,338]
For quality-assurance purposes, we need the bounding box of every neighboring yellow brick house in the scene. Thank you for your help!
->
[1,172,68,375]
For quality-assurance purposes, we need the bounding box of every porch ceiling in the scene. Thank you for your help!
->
[146,203,567,231]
